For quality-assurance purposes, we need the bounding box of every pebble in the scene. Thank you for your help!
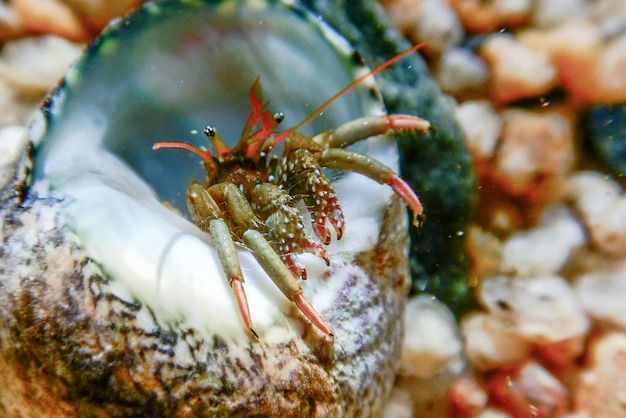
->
[567,171,626,256]
[454,100,501,159]
[478,275,590,343]
[461,312,531,370]
[576,261,626,329]
[486,362,568,417]
[396,375,452,418]
[400,295,464,378]
[0,35,82,95]
[532,0,588,28]
[514,362,567,415]
[411,0,464,55]
[379,0,423,35]
[381,387,414,418]
[11,0,89,41]
[501,205,586,276]
[466,226,504,279]
[436,48,488,96]
[519,20,626,103]
[58,0,144,33]
[494,109,574,200]
[0,0,143,41]
[596,33,626,102]
[0,3,22,40]
[573,333,626,418]
[448,0,531,32]
[447,376,488,417]
[480,33,558,104]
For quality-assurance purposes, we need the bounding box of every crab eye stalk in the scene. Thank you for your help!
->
[203,126,230,157]
[204,126,217,137]
[274,112,285,124]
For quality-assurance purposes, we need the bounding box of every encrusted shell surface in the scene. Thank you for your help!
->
[0,0,411,416]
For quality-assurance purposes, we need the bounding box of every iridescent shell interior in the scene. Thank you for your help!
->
[29,0,400,340]
[34,0,384,211]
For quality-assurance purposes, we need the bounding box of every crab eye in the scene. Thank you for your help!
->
[204,126,217,137]
[274,112,285,124]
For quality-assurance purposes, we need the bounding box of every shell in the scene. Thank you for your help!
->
[0,0,411,416]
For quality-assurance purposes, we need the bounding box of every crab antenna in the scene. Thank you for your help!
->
[269,42,427,147]
[152,141,213,162]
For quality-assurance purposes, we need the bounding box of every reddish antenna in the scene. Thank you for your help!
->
[268,42,427,148]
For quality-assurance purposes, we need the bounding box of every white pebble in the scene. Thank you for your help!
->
[462,312,531,370]
[519,20,626,102]
[596,34,626,97]
[0,35,82,94]
[481,33,558,103]
[494,0,532,16]
[576,261,626,330]
[515,362,568,415]
[573,333,626,418]
[380,0,423,34]
[437,48,488,95]
[532,0,588,28]
[495,109,573,195]
[400,295,464,378]
[568,171,626,256]
[455,100,501,159]
[479,275,590,343]
[501,205,586,276]
[381,387,413,418]
[414,0,464,53]
[449,0,532,32]
[448,377,488,416]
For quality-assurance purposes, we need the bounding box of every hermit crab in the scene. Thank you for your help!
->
[152,46,431,337]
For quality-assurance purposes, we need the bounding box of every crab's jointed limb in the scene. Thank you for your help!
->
[300,113,431,228]
[318,148,424,227]
[187,180,332,337]
[313,114,432,149]
[242,229,332,336]
[275,135,345,245]
[187,182,258,338]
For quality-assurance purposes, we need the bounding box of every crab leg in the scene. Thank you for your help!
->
[242,229,332,336]
[216,183,331,334]
[318,148,424,227]
[275,146,345,245]
[209,219,258,338]
[313,114,432,149]
[187,183,258,338]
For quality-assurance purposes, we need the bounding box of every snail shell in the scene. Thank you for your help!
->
[0,0,410,416]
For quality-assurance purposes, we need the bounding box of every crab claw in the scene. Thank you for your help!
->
[282,253,307,280]
[305,239,330,266]
[319,148,424,228]
[312,204,345,244]
[329,207,344,240]
[385,173,424,227]
[231,279,259,338]
[292,290,332,336]
[243,229,332,336]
